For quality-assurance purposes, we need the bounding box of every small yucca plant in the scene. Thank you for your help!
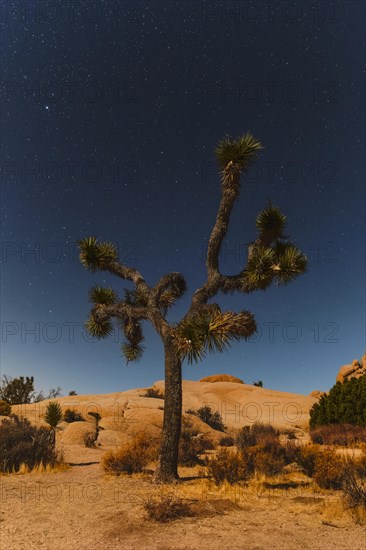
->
[44,401,63,448]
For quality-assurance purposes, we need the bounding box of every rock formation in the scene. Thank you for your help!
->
[309,390,326,399]
[336,352,366,383]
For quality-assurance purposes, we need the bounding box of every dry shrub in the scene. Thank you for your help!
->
[0,400,11,416]
[84,432,97,448]
[102,432,159,475]
[313,449,347,489]
[253,450,285,476]
[0,415,59,473]
[178,419,214,466]
[355,446,366,477]
[297,444,322,478]
[251,439,300,476]
[63,409,84,423]
[342,469,366,509]
[237,422,279,450]
[219,435,235,446]
[207,448,252,485]
[141,387,164,399]
[310,424,366,447]
[144,495,195,522]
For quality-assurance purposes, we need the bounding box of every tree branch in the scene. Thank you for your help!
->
[206,185,239,277]
[150,272,187,308]
[107,260,150,294]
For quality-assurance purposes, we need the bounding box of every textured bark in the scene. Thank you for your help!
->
[153,335,182,483]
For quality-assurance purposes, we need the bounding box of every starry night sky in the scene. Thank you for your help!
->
[1,0,365,397]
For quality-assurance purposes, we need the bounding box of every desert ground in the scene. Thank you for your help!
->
[2,378,365,549]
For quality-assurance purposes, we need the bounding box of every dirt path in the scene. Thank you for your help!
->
[1,464,365,550]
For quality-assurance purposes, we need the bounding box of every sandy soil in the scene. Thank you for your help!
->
[3,380,365,549]
[1,458,365,550]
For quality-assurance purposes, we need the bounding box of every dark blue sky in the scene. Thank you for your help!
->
[1,0,365,397]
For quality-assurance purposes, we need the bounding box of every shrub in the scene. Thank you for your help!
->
[141,387,164,399]
[179,419,214,466]
[189,406,226,432]
[102,433,159,475]
[237,422,278,450]
[309,375,366,428]
[342,469,366,508]
[253,450,285,476]
[207,449,252,485]
[0,400,11,416]
[313,449,347,489]
[84,433,97,448]
[297,444,321,477]
[236,426,257,448]
[219,435,235,446]
[356,447,366,478]
[63,409,84,423]
[144,495,195,522]
[251,422,278,440]
[253,380,263,387]
[0,415,59,473]
[310,423,366,446]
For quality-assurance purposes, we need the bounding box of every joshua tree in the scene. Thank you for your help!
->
[78,133,307,483]
[43,401,63,448]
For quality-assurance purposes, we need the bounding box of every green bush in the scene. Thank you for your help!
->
[0,400,11,416]
[309,375,366,428]
[0,415,58,473]
[188,405,226,432]
[63,409,84,422]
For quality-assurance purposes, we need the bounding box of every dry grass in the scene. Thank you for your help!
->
[1,459,69,476]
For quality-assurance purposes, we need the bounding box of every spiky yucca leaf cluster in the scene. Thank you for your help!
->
[89,285,117,305]
[243,204,307,291]
[78,236,118,272]
[215,133,262,187]
[122,342,144,363]
[244,241,307,291]
[175,309,256,364]
[44,401,63,429]
[256,205,286,245]
[120,318,145,364]
[244,245,276,290]
[273,243,307,285]
[85,314,113,339]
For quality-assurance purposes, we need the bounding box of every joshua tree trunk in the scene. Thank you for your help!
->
[153,335,182,483]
